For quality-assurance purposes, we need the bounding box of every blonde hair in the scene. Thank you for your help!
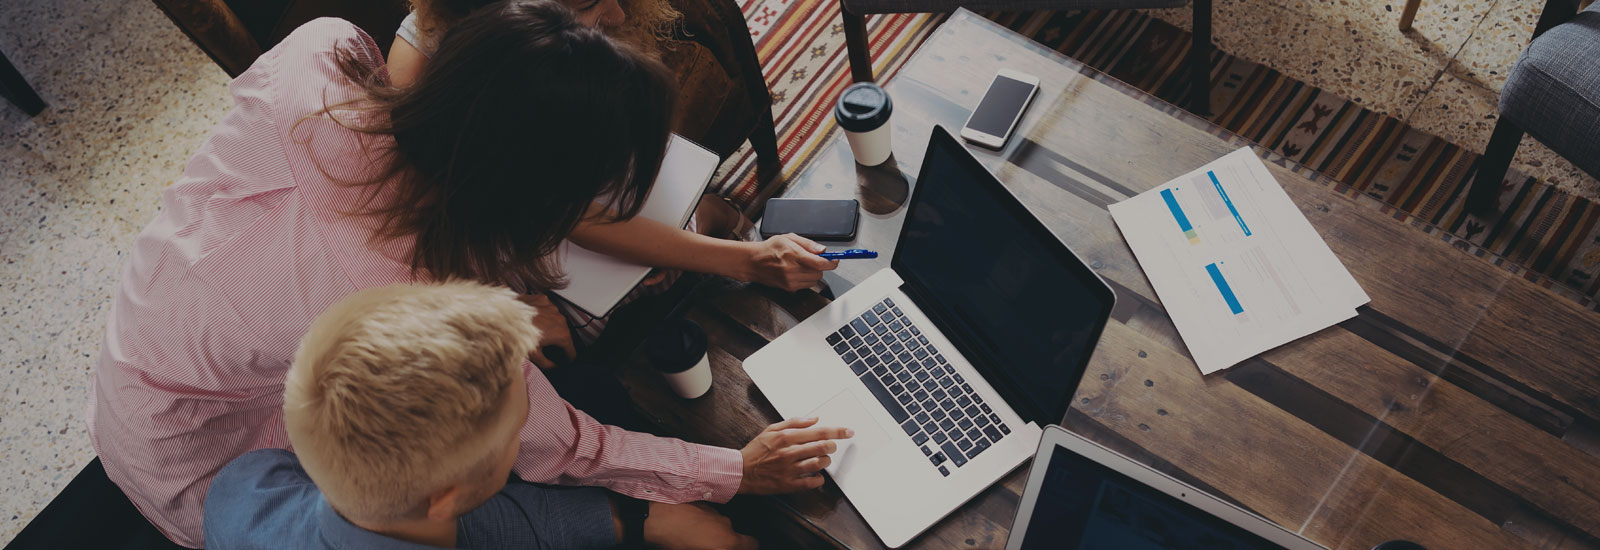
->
[284,281,538,523]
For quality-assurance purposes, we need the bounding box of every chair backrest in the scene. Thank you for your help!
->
[4,458,186,550]
[223,0,409,60]
[150,0,407,78]
[662,0,772,159]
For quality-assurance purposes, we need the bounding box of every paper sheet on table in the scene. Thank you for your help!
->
[1109,148,1369,374]
[552,135,719,317]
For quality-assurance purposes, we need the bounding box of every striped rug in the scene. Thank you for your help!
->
[711,3,1600,310]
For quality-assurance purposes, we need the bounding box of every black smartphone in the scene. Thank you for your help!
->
[759,198,860,241]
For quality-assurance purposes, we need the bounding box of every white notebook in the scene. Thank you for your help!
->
[552,135,720,317]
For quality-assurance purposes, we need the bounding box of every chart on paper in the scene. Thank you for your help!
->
[1110,148,1368,374]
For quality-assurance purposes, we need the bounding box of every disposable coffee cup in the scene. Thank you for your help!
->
[643,319,713,399]
[835,82,894,166]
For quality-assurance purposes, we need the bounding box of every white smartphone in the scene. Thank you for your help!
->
[959,68,1040,149]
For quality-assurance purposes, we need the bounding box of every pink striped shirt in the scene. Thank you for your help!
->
[88,19,741,548]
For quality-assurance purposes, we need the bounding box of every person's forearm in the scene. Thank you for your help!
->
[515,422,745,504]
[513,362,745,503]
[569,215,754,279]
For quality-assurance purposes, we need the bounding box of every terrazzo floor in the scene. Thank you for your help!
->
[0,0,1595,543]
[1147,0,1598,197]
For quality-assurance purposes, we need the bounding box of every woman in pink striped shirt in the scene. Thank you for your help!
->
[92,2,849,546]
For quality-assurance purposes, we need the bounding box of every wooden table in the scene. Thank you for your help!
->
[614,10,1600,550]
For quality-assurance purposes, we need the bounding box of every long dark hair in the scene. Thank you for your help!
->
[329,0,676,289]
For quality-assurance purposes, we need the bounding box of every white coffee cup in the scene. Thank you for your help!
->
[661,354,713,400]
[836,83,894,166]
[644,319,713,399]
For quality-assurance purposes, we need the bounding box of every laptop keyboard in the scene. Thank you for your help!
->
[825,297,1013,478]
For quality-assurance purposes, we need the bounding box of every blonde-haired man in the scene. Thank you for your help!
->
[203,281,756,549]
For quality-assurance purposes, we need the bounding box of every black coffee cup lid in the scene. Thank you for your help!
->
[643,319,708,374]
[835,83,893,133]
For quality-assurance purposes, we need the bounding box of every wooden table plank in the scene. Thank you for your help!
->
[1262,329,1600,538]
[1075,322,1537,550]
[1284,166,1600,427]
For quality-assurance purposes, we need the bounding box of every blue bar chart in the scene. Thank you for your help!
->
[1207,170,1252,237]
[1204,262,1244,315]
[1160,189,1200,245]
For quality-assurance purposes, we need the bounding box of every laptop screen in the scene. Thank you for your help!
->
[893,127,1114,425]
[1018,448,1285,550]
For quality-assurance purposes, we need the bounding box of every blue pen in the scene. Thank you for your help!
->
[819,249,878,260]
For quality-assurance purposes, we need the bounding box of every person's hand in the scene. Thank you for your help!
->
[741,234,839,291]
[737,417,854,494]
[643,502,758,550]
[514,293,576,369]
[640,269,671,289]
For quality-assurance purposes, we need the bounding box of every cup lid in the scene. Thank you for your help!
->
[834,83,893,133]
[643,319,708,374]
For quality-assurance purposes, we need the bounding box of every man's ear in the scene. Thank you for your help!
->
[425,484,464,521]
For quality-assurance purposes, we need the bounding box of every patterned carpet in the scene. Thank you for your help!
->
[710,1,1600,310]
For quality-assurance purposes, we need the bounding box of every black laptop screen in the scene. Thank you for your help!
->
[1019,449,1285,550]
[893,128,1114,425]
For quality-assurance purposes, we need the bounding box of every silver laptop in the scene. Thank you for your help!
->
[744,126,1117,547]
[1008,425,1326,549]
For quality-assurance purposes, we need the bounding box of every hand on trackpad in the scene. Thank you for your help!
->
[806,390,892,481]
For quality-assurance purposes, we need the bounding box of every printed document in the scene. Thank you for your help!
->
[553,135,719,317]
[1109,148,1368,374]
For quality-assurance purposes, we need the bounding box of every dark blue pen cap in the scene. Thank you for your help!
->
[643,319,708,374]
[835,83,893,133]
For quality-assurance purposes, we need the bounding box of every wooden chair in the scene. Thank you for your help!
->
[0,48,46,116]
[148,0,779,174]
[3,458,185,550]
[840,0,1214,115]
[1398,0,1422,30]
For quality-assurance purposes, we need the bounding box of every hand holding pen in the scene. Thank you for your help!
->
[818,249,878,260]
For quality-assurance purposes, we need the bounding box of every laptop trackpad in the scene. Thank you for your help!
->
[808,390,891,483]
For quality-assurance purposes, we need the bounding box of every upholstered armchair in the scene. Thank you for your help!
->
[1467,0,1600,216]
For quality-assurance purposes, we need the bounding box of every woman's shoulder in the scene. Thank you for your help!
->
[281,18,380,57]
[395,11,438,56]
[217,19,395,220]
[244,18,388,150]
[226,18,386,125]
[270,18,386,77]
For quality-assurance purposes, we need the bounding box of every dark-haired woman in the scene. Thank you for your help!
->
[91,2,847,547]
[390,0,810,359]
